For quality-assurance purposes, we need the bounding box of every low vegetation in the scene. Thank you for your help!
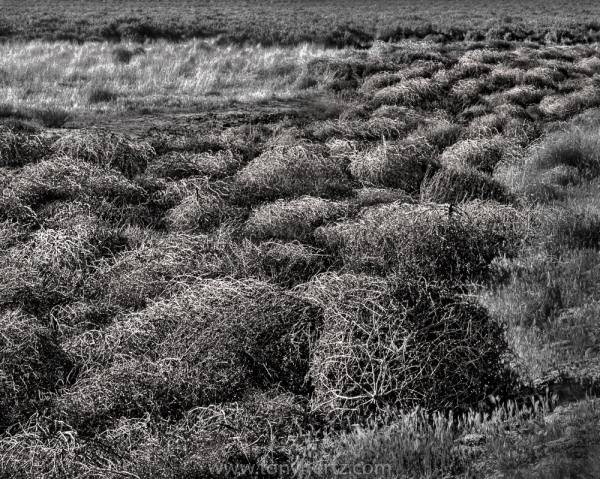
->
[4,0,600,46]
[3,38,600,478]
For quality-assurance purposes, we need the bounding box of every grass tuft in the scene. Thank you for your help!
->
[421,165,514,204]
[0,128,53,167]
[349,137,437,192]
[315,200,526,280]
[52,130,155,178]
[440,136,511,174]
[232,144,352,205]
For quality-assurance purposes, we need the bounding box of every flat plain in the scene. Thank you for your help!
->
[3,2,600,478]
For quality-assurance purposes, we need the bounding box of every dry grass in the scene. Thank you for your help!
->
[440,136,512,174]
[5,41,600,478]
[0,40,344,115]
[52,129,155,178]
[420,165,514,204]
[307,117,403,142]
[539,83,600,120]
[230,239,329,287]
[525,121,600,180]
[349,137,437,192]
[2,157,147,219]
[521,66,566,89]
[146,149,241,180]
[372,78,443,108]
[0,309,73,431]
[0,211,130,318]
[358,60,443,96]
[0,127,54,167]
[352,187,415,208]
[232,144,352,204]
[78,231,237,312]
[58,278,320,432]
[415,118,464,150]
[450,78,487,108]
[164,178,240,233]
[244,196,352,242]
[302,273,507,418]
[315,200,526,279]
[486,85,549,108]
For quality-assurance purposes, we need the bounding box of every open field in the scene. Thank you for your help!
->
[4,35,600,477]
[4,0,600,46]
[0,40,338,118]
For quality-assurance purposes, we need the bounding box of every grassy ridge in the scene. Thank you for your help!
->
[3,0,600,46]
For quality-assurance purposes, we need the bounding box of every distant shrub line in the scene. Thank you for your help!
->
[3,15,600,47]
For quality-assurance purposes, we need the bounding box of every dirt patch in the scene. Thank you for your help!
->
[71,94,330,138]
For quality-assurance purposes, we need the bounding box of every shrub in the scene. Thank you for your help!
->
[525,123,600,179]
[232,144,352,205]
[52,130,155,178]
[88,86,118,104]
[415,119,464,150]
[420,166,514,204]
[440,136,511,174]
[372,78,443,108]
[0,211,130,316]
[539,85,600,120]
[146,150,241,180]
[0,128,52,167]
[32,107,73,128]
[487,85,548,108]
[111,46,135,64]
[522,66,566,89]
[232,239,329,287]
[303,273,508,419]
[349,137,437,192]
[450,78,485,108]
[58,279,320,432]
[244,196,352,242]
[0,310,74,431]
[164,179,241,233]
[314,201,525,280]
[4,157,148,212]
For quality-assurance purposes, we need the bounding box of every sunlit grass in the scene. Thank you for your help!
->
[0,40,343,116]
